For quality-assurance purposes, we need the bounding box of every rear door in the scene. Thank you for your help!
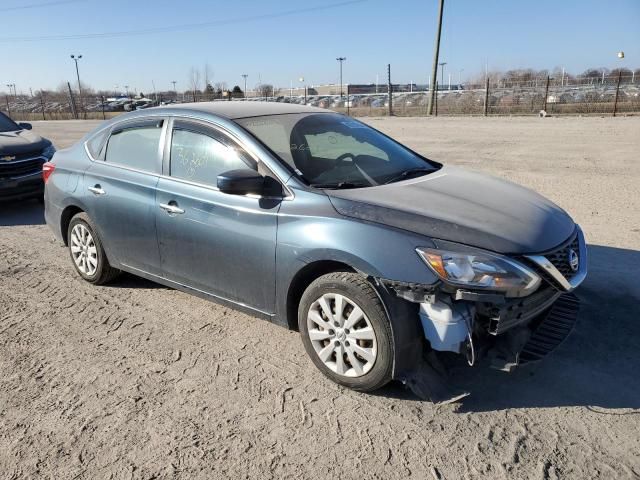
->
[155,118,281,313]
[83,117,165,275]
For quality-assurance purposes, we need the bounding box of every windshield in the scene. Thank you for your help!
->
[235,113,438,188]
[0,112,20,133]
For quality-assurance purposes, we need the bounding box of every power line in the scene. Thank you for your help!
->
[0,0,367,42]
[0,0,84,12]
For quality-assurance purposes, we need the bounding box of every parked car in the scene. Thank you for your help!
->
[43,102,586,400]
[0,112,55,202]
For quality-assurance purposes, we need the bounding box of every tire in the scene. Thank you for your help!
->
[298,272,394,392]
[67,212,120,285]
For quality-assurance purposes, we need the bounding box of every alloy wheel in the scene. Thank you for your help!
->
[70,223,98,276]
[306,293,377,377]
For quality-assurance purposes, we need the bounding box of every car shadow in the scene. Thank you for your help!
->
[105,272,169,290]
[379,244,640,411]
[0,199,45,226]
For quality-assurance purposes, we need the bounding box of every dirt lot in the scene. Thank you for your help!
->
[1,116,639,479]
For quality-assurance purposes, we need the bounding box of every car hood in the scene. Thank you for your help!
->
[327,165,575,254]
[0,129,49,156]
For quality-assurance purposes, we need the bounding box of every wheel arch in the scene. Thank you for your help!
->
[60,205,85,245]
[287,261,424,384]
[285,260,357,330]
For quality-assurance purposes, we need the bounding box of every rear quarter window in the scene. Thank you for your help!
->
[86,129,109,159]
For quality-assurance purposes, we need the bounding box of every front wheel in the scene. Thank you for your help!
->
[298,272,394,392]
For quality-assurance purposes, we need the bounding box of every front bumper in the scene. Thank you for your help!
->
[0,172,44,201]
[487,293,580,371]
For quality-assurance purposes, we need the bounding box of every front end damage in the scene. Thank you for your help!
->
[378,227,587,403]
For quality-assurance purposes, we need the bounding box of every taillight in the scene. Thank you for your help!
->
[42,162,55,183]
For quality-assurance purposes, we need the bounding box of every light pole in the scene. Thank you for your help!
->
[438,62,447,90]
[299,77,307,104]
[6,83,16,98]
[124,85,130,97]
[70,54,84,114]
[171,80,177,97]
[336,57,346,98]
[241,74,248,99]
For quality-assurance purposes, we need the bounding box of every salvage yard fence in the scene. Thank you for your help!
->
[3,74,639,121]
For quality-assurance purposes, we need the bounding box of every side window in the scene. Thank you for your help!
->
[105,123,163,172]
[86,129,109,159]
[170,127,256,185]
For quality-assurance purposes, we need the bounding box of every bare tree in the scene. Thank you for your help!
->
[203,63,213,100]
[214,81,228,93]
[188,67,201,101]
[255,84,279,99]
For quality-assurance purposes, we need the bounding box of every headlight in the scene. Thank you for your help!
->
[416,246,541,297]
[42,144,56,159]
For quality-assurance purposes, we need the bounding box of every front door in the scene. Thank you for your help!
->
[155,119,280,313]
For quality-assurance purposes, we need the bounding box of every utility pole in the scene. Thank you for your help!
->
[387,64,393,116]
[242,74,248,99]
[70,54,84,116]
[427,0,445,115]
[543,75,550,112]
[336,57,346,98]
[483,77,489,116]
[67,81,78,119]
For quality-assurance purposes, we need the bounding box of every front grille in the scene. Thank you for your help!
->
[545,233,580,281]
[519,293,579,364]
[0,158,45,179]
[1,149,44,162]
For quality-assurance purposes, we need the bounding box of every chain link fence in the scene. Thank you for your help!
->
[3,75,639,121]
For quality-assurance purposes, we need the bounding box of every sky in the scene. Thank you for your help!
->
[1,0,639,95]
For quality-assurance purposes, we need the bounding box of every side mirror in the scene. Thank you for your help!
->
[18,122,32,130]
[217,169,282,197]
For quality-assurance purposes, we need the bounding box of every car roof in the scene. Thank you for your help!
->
[157,101,328,119]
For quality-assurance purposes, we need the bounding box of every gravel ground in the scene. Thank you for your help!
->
[1,116,639,479]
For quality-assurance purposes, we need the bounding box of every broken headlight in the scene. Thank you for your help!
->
[416,245,541,297]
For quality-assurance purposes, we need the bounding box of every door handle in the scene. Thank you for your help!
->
[159,202,185,215]
[88,185,106,196]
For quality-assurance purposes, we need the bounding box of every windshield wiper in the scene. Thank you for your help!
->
[383,167,433,185]
[309,181,370,190]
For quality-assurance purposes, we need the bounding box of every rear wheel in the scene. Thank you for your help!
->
[68,213,120,284]
[298,272,393,392]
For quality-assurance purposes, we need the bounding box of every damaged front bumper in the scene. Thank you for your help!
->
[380,228,587,372]
[383,278,580,372]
